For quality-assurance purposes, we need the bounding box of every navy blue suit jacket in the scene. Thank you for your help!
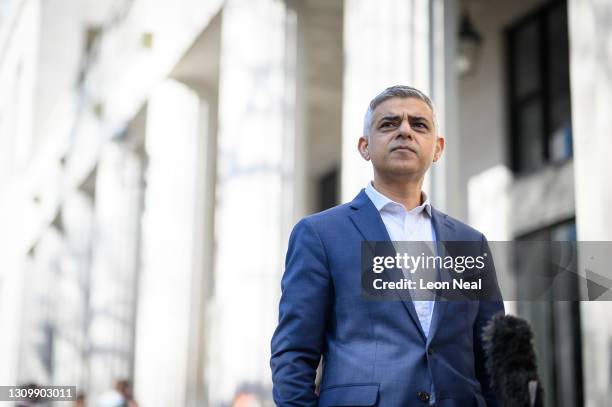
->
[271,189,504,406]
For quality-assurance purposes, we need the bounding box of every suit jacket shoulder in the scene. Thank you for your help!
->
[296,202,355,239]
[432,208,487,242]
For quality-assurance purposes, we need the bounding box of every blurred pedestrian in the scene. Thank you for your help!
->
[73,392,86,407]
[114,380,138,407]
[96,379,138,407]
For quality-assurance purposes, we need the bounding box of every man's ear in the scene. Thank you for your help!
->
[358,136,370,161]
[433,134,445,162]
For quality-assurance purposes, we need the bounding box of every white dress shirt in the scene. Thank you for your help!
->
[364,181,437,336]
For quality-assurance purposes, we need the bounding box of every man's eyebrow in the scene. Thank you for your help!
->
[377,115,401,123]
[409,115,432,124]
[377,114,432,125]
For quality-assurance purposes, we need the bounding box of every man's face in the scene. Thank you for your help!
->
[358,97,444,181]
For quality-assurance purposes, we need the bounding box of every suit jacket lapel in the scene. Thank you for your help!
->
[348,189,427,342]
[427,207,456,345]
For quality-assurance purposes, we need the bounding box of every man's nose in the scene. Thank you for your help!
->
[397,119,414,139]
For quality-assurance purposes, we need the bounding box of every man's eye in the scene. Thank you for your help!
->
[380,122,393,128]
[413,122,427,129]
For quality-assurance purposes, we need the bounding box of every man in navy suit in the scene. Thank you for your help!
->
[271,85,504,406]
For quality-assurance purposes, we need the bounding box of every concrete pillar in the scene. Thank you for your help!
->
[88,141,144,400]
[132,80,201,407]
[429,0,460,216]
[209,0,294,404]
[568,0,612,405]
[53,191,95,389]
[18,229,63,385]
[0,0,42,385]
[167,12,222,404]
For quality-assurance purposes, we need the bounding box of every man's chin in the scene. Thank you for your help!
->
[385,167,424,179]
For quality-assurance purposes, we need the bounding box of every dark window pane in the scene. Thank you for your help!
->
[516,220,582,407]
[549,221,582,407]
[547,4,570,99]
[507,1,573,173]
[547,4,572,162]
[517,300,556,407]
[516,228,556,407]
[513,20,541,98]
[548,101,572,162]
[549,93,571,133]
[517,100,544,172]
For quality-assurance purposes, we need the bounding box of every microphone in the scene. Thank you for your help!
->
[482,314,544,407]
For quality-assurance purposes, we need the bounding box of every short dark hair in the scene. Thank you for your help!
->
[363,85,437,138]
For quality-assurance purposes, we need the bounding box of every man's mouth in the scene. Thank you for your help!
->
[391,146,417,154]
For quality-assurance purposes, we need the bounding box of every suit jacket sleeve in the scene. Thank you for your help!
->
[270,218,332,406]
[474,234,505,407]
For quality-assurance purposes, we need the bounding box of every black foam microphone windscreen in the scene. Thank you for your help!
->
[482,313,544,407]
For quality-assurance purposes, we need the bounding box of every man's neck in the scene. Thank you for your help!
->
[371,176,424,211]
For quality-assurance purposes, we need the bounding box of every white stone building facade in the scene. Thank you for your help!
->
[0,0,611,406]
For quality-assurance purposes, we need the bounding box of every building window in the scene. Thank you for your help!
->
[506,1,573,174]
[516,220,583,407]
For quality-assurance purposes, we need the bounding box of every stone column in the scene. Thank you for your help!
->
[88,140,144,400]
[132,80,201,407]
[568,0,612,405]
[209,0,295,404]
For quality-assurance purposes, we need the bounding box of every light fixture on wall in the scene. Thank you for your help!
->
[457,3,483,77]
